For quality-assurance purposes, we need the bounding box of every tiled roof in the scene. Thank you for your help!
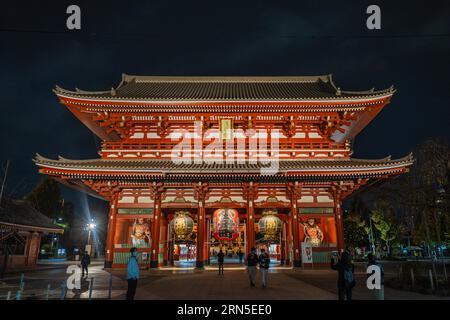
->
[54,74,394,101]
[34,154,413,175]
[0,198,64,232]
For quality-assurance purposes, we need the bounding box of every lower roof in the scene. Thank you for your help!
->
[34,154,413,178]
[0,198,64,233]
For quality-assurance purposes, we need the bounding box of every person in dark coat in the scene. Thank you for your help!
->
[80,251,91,278]
[246,247,259,286]
[331,251,355,300]
[258,248,270,288]
[217,249,225,275]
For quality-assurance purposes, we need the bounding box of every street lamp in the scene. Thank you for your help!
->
[86,220,96,245]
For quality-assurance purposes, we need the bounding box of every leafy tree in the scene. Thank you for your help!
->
[348,138,450,256]
[24,177,63,219]
[370,210,403,256]
[344,213,368,248]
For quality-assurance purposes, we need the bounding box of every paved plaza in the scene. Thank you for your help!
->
[1,261,448,300]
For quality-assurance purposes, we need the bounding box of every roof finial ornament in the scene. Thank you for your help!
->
[111,87,116,96]
[336,87,341,96]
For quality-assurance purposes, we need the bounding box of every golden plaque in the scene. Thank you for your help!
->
[219,118,233,141]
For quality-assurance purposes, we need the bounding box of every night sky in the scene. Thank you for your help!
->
[1,0,450,213]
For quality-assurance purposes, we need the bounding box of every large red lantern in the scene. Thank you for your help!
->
[212,208,239,241]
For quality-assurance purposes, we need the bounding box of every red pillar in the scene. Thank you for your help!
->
[196,200,206,268]
[280,220,287,265]
[150,196,162,268]
[286,218,292,265]
[291,200,301,267]
[334,194,345,252]
[204,217,209,265]
[246,196,255,256]
[104,195,118,268]
[245,182,256,257]
[161,215,168,265]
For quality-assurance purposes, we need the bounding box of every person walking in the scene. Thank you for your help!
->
[126,247,140,300]
[246,247,259,287]
[80,251,91,278]
[331,251,355,300]
[217,249,225,275]
[367,253,384,300]
[259,248,270,288]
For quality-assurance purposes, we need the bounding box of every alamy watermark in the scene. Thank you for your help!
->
[170,121,280,175]
[66,265,81,290]
[366,265,382,290]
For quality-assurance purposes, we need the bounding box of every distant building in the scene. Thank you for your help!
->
[0,198,64,268]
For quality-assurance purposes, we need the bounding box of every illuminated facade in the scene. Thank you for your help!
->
[35,74,413,268]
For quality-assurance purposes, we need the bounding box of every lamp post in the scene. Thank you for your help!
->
[86,220,96,256]
[87,221,96,244]
[368,212,376,254]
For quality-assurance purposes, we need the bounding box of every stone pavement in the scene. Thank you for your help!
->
[111,266,450,300]
[131,269,336,300]
[2,260,448,300]
[0,261,126,300]
[286,269,449,300]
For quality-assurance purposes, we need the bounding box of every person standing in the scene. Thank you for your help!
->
[246,247,259,287]
[217,249,225,275]
[259,248,270,288]
[331,251,355,300]
[126,247,140,300]
[80,251,91,278]
[367,253,384,300]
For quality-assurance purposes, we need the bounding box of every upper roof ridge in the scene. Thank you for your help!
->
[121,74,333,83]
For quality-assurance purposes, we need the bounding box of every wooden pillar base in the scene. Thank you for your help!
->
[293,260,301,268]
[195,260,205,269]
[104,260,112,268]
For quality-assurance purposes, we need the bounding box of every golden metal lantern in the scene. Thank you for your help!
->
[170,210,194,241]
[258,209,282,241]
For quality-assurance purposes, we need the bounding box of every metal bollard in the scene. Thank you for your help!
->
[88,277,94,300]
[60,282,66,300]
[433,263,439,290]
[108,274,113,300]
[443,259,448,282]
[19,273,25,292]
[428,269,434,292]
[410,268,415,288]
[46,284,51,300]
[6,291,11,300]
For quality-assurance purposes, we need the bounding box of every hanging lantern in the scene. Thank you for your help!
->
[258,209,282,241]
[170,211,194,242]
[212,208,240,241]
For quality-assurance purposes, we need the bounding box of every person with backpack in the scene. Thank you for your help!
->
[80,251,91,278]
[331,251,355,300]
[367,253,384,300]
[246,247,259,287]
[258,248,270,288]
[217,249,225,275]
